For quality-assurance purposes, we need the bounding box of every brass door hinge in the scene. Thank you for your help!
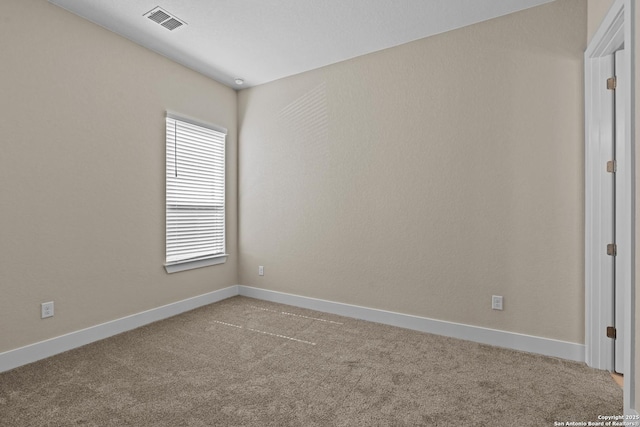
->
[607,77,617,90]
[607,326,617,339]
[607,160,617,173]
[607,243,617,256]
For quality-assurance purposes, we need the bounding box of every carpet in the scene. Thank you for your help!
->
[0,296,622,426]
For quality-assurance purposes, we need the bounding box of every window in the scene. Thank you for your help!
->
[165,113,227,273]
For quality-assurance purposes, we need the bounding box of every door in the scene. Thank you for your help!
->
[596,49,625,375]
[587,49,621,374]
[613,48,625,374]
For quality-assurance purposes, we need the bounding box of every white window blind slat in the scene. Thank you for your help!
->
[166,116,226,265]
[167,240,224,249]
[167,234,224,242]
[169,154,225,167]
[167,134,225,152]
[167,167,225,179]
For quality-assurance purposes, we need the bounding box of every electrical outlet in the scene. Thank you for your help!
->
[491,295,503,311]
[258,266,264,276]
[41,301,54,319]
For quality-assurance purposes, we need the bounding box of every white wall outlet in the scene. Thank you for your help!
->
[491,295,503,311]
[258,266,264,276]
[41,301,54,319]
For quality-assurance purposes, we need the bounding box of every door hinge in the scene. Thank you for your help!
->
[606,160,617,173]
[607,77,617,90]
[607,243,617,256]
[607,326,617,339]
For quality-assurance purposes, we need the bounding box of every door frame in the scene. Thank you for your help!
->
[584,0,635,415]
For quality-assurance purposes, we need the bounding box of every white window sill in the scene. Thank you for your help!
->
[164,254,228,274]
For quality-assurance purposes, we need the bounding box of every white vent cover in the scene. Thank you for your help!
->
[143,7,186,31]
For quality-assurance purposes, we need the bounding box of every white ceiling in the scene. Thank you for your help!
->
[49,0,554,89]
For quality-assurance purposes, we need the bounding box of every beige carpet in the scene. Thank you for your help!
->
[0,296,622,426]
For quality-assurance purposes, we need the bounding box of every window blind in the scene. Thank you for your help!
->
[166,115,226,265]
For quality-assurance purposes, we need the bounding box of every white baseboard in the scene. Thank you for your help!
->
[238,286,585,363]
[0,285,239,373]
[0,284,586,373]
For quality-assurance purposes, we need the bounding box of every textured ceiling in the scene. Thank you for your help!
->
[49,0,554,89]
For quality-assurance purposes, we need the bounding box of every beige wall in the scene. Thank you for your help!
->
[238,0,587,343]
[587,0,615,42]
[0,0,238,353]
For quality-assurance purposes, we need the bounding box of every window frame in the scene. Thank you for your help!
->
[164,112,228,273]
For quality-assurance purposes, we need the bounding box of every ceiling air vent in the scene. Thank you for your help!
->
[161,18,183,31]
[143,7,186,31]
